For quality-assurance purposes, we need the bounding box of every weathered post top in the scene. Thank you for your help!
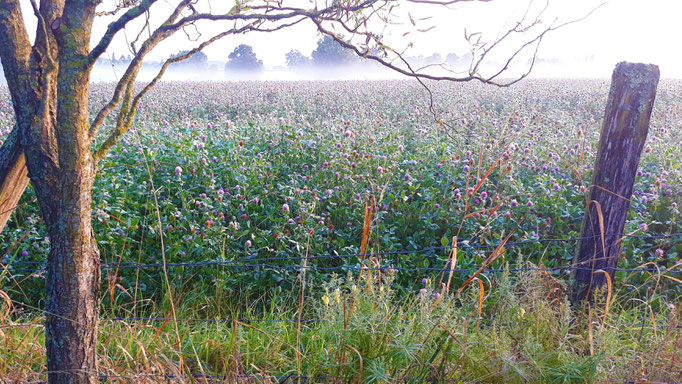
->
[571,61,659,305]
[612,61,659,88]
[602,62,659,138]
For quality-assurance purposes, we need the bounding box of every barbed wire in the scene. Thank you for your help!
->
[3,232,680,274]
[5,313,680,331]
[107,318,682,330]
[5,261,682,275]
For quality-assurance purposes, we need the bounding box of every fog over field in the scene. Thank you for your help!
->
[85,59,682,84]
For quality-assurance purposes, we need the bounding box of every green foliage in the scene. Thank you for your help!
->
[225,44,263,71]
[311,35,356,66]
[286,49,309,68]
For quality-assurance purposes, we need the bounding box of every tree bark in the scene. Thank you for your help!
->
[0,129,29,231]
[42,210,100,383]
[571,62,660,305]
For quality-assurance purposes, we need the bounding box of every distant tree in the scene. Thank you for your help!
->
[225,44,263,71]
[285,49,309,68]
[445,52,473,69]
[114,54,132,64]
[170,50,208,69]
[311,35,355,66]
[445,53,460,66]
[423,53,442,65]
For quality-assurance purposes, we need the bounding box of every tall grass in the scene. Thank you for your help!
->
[2,263,680,383]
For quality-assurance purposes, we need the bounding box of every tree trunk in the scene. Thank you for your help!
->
[571,62,660,305]
[43,210,100,383]
[0,128,30,231]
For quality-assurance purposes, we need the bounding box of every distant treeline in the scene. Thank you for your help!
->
[94,35,480,75]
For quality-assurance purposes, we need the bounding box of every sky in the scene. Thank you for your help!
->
[16,0,682,78]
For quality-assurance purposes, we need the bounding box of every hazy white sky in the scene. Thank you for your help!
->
[17,0,682,77]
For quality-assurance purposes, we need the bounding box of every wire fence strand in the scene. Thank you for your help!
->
[3,232,681,275]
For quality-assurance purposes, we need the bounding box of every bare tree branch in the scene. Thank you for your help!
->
[312,20,482,82]
[95,0,145,17]
[160,0,383,31]
[88,0,158,67]
[129,8,151,54]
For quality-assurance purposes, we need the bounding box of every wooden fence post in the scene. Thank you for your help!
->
[571,62,660,305]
